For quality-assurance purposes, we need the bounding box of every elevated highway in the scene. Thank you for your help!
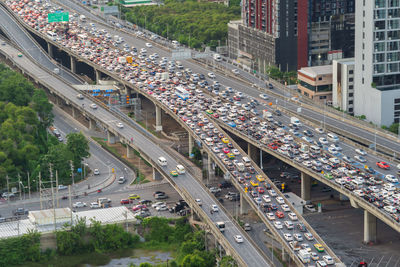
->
[0,38,271,267]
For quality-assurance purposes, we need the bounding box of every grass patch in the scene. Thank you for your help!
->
[128,112,159,137]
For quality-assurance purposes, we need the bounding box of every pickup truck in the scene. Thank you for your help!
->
[13,208,28,216]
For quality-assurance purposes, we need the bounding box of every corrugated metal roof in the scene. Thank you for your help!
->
[0,207,136,239]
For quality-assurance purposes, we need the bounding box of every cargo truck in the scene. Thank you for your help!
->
[298,249,311,263]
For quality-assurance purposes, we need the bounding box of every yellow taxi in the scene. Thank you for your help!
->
[250,180,259,187]
[221,137,229,144]
[128,194,140,200]
[256,175,265,182]
[206,110,213,114]
[170,170,178,177]
[313,243,325,252]
[227,153,235,159]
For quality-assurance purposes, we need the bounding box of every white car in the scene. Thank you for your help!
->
[294,233,303,241]
[268,190,277,197]
[76,94,84,99]
[207,72,216,79]
[90,202,100,209]
[259,94,269,100]
[151,201,165,208]
[93,169,100,175]
[211,204,219,212]
[315,128,324,134]
[145,42,152,48]
[116,122,124,128]
[195,199,202,206]
[281,204,290,212]
[58,185,68,190]
[90,103,98,109]
[322,255,334,265]
[288,212,298,221]
[385,174,398,183]
[234,235,244,243]
[156,204,168,211]
[232,149,240,155]
[355,148,367,155]
[304,232,314,241]
[283,233,293,241]
[73,202,87,208]
[262,195,271,203]
[274,221,283,229]
[232,69,240,75]
[266,213,275,220]
[330,144,342,151]
[319,137,329,145]
[354,155,367,163]
[276,197,285,204]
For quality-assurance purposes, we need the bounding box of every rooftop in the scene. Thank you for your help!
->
[298,65,332,78]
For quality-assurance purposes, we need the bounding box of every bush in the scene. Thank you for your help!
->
[0,231,42,266]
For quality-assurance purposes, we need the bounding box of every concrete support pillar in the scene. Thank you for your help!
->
[301,172,311,201]
[153,168,162,181]
[155,105,163,132]
[126,145,134,159]
[281,248,289,262]
[47,42,53,58]
[247,143,260,164]
[339,194,349,201]
[55,96,60,106]
[188,134,194,158]
[364,210,377,243]
[240,192,250,215]
[70,56,76,73]
[71,106,76,118]
[107,131,115,144]
[208,153,213,180]
[88,118,95,130]
[95,69,101,84]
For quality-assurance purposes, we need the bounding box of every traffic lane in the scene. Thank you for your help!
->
[0,6,81,84]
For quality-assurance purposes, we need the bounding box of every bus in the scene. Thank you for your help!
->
[216,221,225,232]
[175,86,190,100]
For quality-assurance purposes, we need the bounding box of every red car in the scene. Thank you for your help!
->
[257,187,265,194]
[233,96,241,101]
[120,199,133,205]
[213,113,219,118]
[222,148,230,154]
[268,143,278,150]
[275,211,284,218]
[376,161,390,170]
[239,116,246,121]
[132,204,147,211]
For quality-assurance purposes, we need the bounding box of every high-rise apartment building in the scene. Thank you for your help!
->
[227,0,355,71]
[354,0,400,126]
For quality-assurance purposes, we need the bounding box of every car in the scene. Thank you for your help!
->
[93,169,100,175]
[314,243,325,252]
[259,94,269,100]
[73,202,87,208]
[13,208,28,216]
[90,202,100,209]
[207,72,216,79]
[305,204,316,212]
[316,260,328,267]
[288,212,298,220]
[376,161,390,170]
[386,174,398,183]
[132,204,147,211]
[151,201,165,208]
[355,148,367,155]
[120,199,133,205]
[170,170,178,177]
[315,128,324,134]
[195,199,202,206]
[275,211,285,218]
[90,103,98,109]
[232,69,240,75]
[234,235,244,243]
[354,155,367,163]
[310,252,319,260]
[322,255,334,265]
[76,94,84,99]
[128,194,140,200]
[58,185,68,190]
[145,42,152,48]
[319,137,329,145]
[267,213,275,220]
[283,233,293,241]
[281,204,290,212]
[274,221,283,229]
[156,204,168,211]
[294,233,303,242]
[211,204,219,212]
[116,122,124,128]
[209,187,221,193]
[304,233,314,241]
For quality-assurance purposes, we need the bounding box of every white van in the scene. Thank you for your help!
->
[213,53,222,62]
[158,157,167,166]
[235,162,245,172]
[327,133,339,143]
[351,179,363,188]
[176,164,185,174]
[309,145,321,154]
[242,157,251,167]
[384,205,397,214]
[47,31,57,40]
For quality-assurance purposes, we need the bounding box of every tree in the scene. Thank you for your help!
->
[388,123,400,134]
[66,132,90,168]
[182,253,206,267]
[32,90,53,128]
[220,256,238,267]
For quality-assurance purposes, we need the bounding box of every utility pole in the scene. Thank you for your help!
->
[124,211,128,231]
[27,172,31,199]
[39,172,42,210]
[56,170,59,208]
[69,185,72,226]
[6,175,9,205]
[49,164,56,231]
[18,174,22,201]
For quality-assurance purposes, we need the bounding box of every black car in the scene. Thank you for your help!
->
[139,199,152,205]
[274,110,281,116]
[13,208,28,216]
[218,181,232,188]
[268,83,273,89]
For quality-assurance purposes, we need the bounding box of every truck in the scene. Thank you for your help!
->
[213,53,222,62]
[290,116,301,127]
[118,56,126,63]
[216,221,225,232]
[299,143,309,153]
[97,198,111,205]
[297,249,311,263]
[79,15,86,22]
[235,162,245,172]
[263,110,273,121]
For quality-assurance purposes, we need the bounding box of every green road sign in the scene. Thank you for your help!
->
[48,12,69,23]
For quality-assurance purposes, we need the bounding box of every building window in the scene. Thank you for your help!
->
[349,78,354,82]
[363,64,365,71]
[349,70,354,74]
[349,85,354,89]
[349,108,353,112]
[349,100,354,104]
[395,105,400,110]
[319,96,327,99]
[395,118,400,123]
[318,77,322,80]
[349,93,354,97]
[362,78,364,84]
[395,98,400,104]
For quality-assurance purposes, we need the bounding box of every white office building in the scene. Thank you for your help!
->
[333,58,355,115]
[354,0,400,126]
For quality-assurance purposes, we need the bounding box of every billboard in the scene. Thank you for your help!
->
[48,12,69,23]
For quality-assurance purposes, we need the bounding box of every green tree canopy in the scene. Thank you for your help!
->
[66,132,90,168]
